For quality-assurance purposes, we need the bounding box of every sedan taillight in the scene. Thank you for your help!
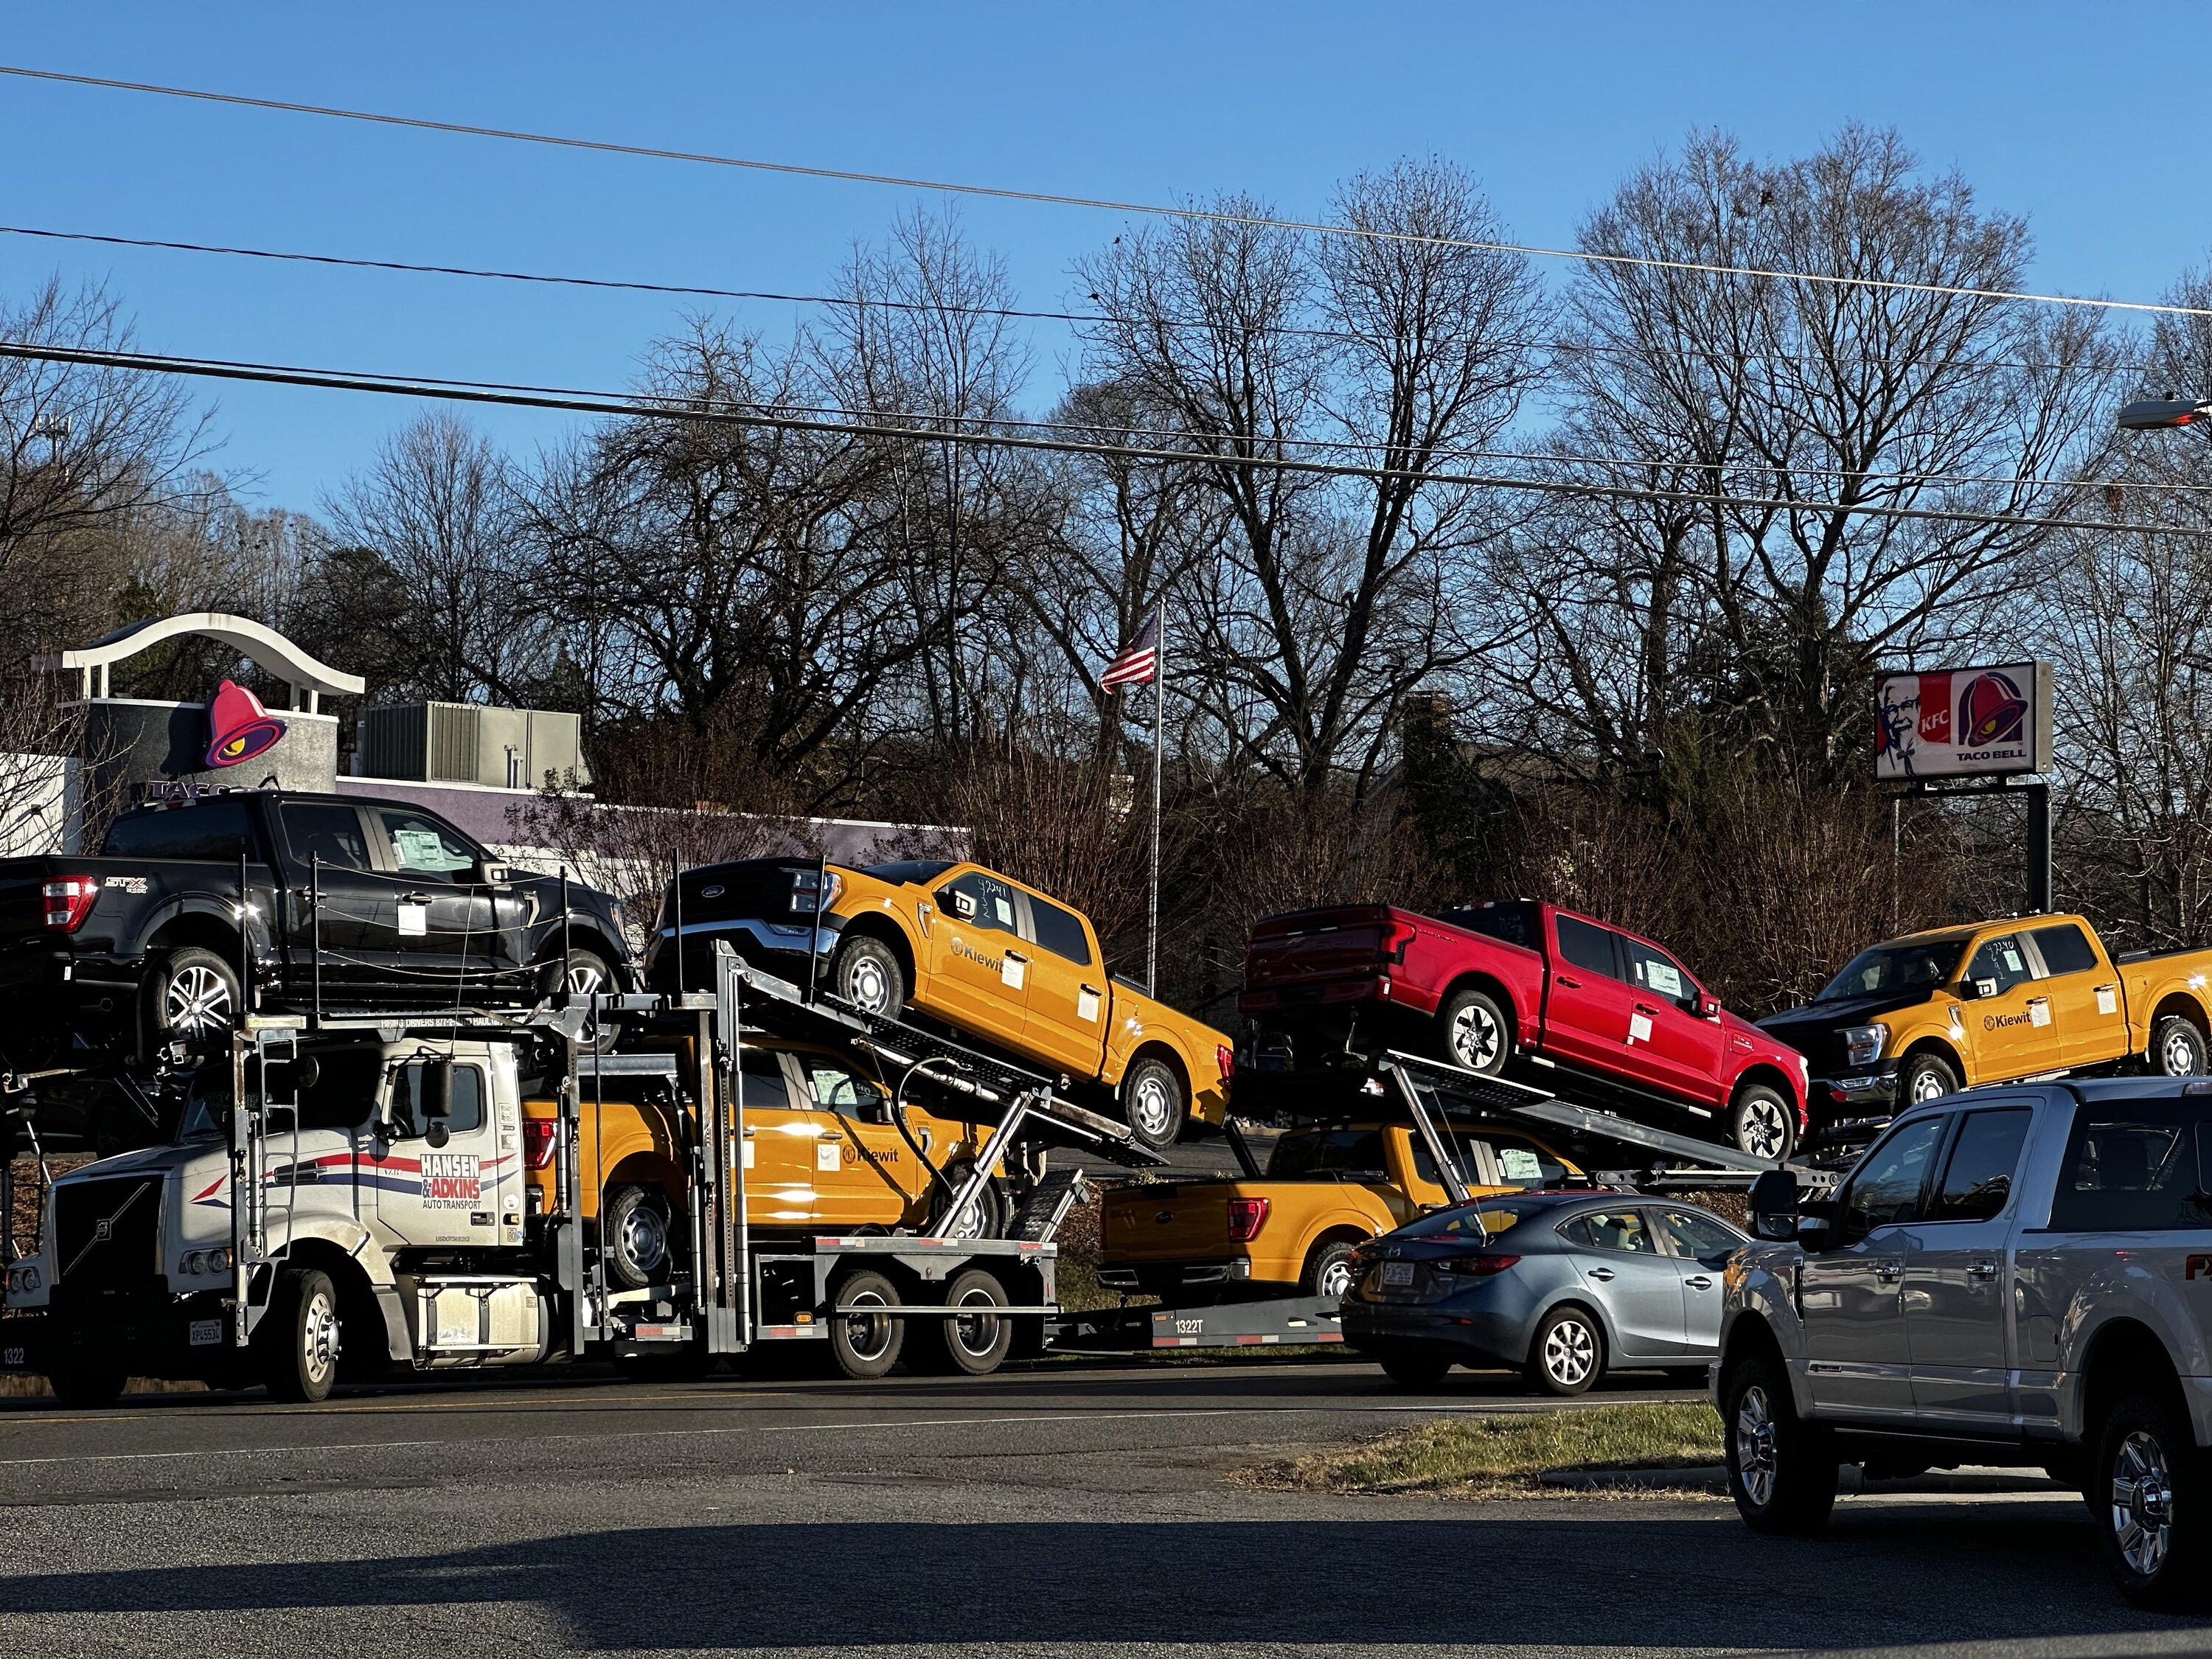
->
[41,877,98,932]
[1429,1253,1522,1276]
[1226,1197,1271,1242]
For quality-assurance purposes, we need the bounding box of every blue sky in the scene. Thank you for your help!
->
[0,4,2201,507]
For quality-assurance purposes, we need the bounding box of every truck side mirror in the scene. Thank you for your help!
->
[1749,1169,1799,1241]
[420,1060,455,1147]
[1697,994,1722,1020]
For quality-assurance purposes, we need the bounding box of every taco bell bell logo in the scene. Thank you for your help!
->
[203,678,287,769]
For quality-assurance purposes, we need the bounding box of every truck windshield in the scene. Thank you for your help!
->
[1816,939,1967,1003]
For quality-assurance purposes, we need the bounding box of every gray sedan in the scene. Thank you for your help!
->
[1340,1191,1747,1394]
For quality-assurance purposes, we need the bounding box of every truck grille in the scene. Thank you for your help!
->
[53,1175,164,1297]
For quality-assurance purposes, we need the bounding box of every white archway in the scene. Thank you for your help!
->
[39,612,366,711]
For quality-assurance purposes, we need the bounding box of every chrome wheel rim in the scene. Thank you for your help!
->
[1910,1067,1950,1103]
[302,1287,339,1385]
[2112,1429,2174,1578]
[1450,1003,1502,1071]
[841,1287,894,1363]
[619,1200,669,1279]
[1740,1097,1789,1160]
[1543,1317,1595,1385]
[1129,1074,1175,1141]
[164,964,234,1034]
[2163,1029,2202,1077]
[1316,1256,1356,1299]
[950,1287,1002,1358]
[843,955,893,1013]
[565,961,607,997]
[1735,1383,1778,1508]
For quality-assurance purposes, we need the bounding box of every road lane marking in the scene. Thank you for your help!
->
[0,1401,1609,1469]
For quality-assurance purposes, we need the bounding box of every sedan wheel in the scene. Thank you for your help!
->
[1526,1306,1601,1395]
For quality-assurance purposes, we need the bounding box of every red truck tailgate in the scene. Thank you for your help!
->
[1245,905,1399,990]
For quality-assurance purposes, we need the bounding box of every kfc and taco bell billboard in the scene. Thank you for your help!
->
[1875,661,2053,781]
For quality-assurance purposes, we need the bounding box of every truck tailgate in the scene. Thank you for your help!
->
[1101,1183,1234,1265]
[1245,908,1393,992]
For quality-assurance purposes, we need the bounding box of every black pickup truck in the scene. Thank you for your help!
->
[0,788,632,1067]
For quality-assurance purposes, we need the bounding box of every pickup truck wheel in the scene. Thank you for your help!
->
[1436,987,1510,1076]
[603,1184,678,1290]
[1728,1086,1796,1161]
[1301,1238,1360,1300]
[1527,1305,1604,1395]
[2150,1015,2208,1079]
[939,1161,1006,1239]
[1377,1347,1454,1389]
[1722,1350,1836,1534]
[2096,1393,2211,1608]
[147,945,242,1046]
[1122,1057,1186,1150]
[828,1269,904,1379]
[1897,1050,1959,1106]
[828,935,905,1016]
[542,948,622,1053]
[260,1266,341,1404]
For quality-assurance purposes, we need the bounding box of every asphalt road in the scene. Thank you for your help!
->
[0,1356,2203,1657]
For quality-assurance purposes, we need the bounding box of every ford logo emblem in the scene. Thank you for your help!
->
[702,885,725,899]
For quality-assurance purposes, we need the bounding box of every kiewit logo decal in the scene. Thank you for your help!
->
[204,678,287,768]
[1958,670,2028,751]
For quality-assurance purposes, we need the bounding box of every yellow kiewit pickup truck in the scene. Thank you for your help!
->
[1099,1119,1585,1300]
[521,1039,1006,1288]
[641,857,1231,1149]
[1759,911,2212,1121]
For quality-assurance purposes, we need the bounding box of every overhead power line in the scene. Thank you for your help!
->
[3,61,2207,324]
[0,221,2149,380]
[4,335,2205,540]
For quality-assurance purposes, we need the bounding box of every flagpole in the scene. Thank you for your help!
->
[1147,597,1164,998]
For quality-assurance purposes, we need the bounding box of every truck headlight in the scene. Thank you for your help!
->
[1842,1025,1887,1068]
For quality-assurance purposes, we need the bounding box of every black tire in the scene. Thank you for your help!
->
[602,1183,680,1291]
[2149,1015,2208,1079]
[827,933,906,1016]
[2096,1392,2212,1608]
[145,944,243,1049]
[1301,1237,1362,1300]
[261,1265,341,1404]
[937,1161,1007,1239]
[1722,1347,1837,1535]
[1526,1304,1604,1396]
[1121,1056,1186,1150]
[1377,1347,1454,1390]
[1728,1085,1797,1162]
[1435,986,1511,1076]
[45,1365,128,1409]
[827,1268,904,1380]
[916,1267,1015,1377]
[1896,1049,1959,1107]
[542,947,623,1052]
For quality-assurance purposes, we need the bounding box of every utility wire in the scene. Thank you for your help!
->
[0,221,2145,379]
[5,335,2207,540]
[3,61,2205,323]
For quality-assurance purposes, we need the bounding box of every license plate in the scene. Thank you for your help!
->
[188,1318,223,1348]
[1382,1262,1415,1287]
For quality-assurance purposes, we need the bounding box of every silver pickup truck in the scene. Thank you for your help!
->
[1719,1078,2212,1608]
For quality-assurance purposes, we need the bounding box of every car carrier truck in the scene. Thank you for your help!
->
[0,945,1161,1404]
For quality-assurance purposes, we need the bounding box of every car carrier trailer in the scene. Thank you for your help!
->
[0,944,1165,1403]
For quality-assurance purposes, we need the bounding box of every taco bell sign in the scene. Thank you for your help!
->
[1875,661,2053,781]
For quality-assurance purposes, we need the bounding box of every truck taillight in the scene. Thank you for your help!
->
[1380,919,1417,963]
[523,1119,558,1170]
[1216,1043,1235,1079]
[41,877,98,932]
[1227,1197,1271,1242]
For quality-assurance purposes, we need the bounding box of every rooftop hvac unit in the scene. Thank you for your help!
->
[355,703,590,790]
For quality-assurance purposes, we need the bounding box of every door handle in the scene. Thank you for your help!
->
[1556,975,1582,990]
[1634,1002,1660,1015]
[1967,1260,1999,1281]
[1587,1266,1615,1281]
[1005,950,1028,963]
[1876,1260,1904,1283]
[1082,984,1103,997]
[1686,1275,1713,1290]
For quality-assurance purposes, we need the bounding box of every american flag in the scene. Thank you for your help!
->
[1101,612,1159,691]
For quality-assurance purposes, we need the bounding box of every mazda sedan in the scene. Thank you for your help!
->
[1341,1192,1746,1394]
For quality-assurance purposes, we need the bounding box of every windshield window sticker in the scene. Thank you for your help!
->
[2003,947,2024,973]
[1627,1011,1653,1044]
[420,1151,482,1208]
[394,827,465,872]
[1499,1147,1543,1183]
[1646,961,1683,998]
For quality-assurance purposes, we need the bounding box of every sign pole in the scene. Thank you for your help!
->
[2025,782,2052,914]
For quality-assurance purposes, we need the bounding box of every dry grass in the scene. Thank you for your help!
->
[1239,1402,1723,1499]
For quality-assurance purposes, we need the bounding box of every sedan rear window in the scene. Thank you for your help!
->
[1396,1196,1553,1240]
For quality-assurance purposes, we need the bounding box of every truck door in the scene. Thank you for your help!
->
[368,1056,505,1249]
[1543,914,1639,1075]
[737,1048,818,1230]
[366,804,525,987]
[1958,933,2062,1082]
[1799,1113,1947,1421]
[2026,922,2129,1070]
[1900,1104,2033,1427]
[1615,934,1725,1105]
[790,1050,909,1231]
[275,799,389,995]
[1017,891,1110,1077]
[925,870,1031,1034]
